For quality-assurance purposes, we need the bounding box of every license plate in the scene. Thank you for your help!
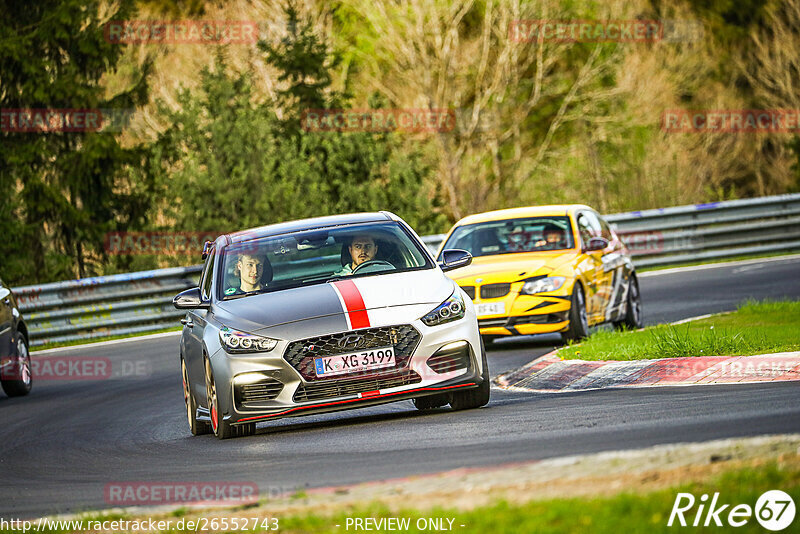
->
[314,347,396,377]
[476,302,505,316]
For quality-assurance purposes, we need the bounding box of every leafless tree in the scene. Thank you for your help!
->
[342,0,634,219]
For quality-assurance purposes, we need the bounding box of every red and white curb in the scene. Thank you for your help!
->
[494,351,800,392]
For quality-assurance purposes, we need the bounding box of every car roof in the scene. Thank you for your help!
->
[453,205,592,226]
[225,212,396,243]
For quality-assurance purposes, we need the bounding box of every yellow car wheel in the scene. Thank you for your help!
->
[562,284,589,343]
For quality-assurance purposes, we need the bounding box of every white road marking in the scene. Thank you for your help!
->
[638,253,800,277]
[732,264,765,273]
[32,330,181,354]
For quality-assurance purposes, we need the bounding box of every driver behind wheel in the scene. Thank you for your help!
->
[335,234,378,276]
[536,223,566,250]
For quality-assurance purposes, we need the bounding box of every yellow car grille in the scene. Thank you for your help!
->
[480,283,511,299]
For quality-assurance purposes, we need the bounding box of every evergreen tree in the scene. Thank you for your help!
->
[0,0,152,283]
[151,4,444,241]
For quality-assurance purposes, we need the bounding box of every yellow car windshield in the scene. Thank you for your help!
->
[443,216,575,257]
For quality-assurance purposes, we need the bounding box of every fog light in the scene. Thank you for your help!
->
[233,372,270,385]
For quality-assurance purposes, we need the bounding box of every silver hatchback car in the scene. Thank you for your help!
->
[174,212,489,439]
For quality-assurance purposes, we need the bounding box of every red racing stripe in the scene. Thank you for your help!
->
[333,279,370,329]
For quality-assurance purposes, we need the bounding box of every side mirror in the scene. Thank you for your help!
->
[584,237,609,252]
[438,249,472,272]
[173,287,210,309]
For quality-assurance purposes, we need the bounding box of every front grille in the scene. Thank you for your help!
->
[235,378,283,408]
[480,283,510,299]
[283,325,421,381]
[478,318,508,328]
[293,370,421,402]
[460,285,476,300]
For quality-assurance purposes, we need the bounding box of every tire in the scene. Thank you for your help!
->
[449,340,490,411]
[205,358,255,439]
[614,275,643,330]
[413,393,449,411]
[562,283,589,344]
[182,358,211,436]
[1,333,32,397]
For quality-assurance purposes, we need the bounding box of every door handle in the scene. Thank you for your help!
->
[180,318,194,328]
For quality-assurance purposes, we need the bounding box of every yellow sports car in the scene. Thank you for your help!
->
[437,205,642,343]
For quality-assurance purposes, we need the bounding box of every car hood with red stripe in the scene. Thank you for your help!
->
[213,269,453,339]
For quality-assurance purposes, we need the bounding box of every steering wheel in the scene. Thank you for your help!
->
[352,259,394,274]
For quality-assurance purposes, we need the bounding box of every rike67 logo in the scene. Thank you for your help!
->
[669,490,796,530]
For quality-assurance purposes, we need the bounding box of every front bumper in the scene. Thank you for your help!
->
[471,286,572,337]
[236,374,480,423]
[207,315,484,426]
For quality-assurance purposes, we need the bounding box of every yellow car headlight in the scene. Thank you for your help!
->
[521,276,566,295]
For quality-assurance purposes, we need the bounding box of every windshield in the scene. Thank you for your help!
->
[218,222,433,300]
[441,216,575,258]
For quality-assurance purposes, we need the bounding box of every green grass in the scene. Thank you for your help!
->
[560,300,800,361]
[31,326,182,352]
[637,251,800,272]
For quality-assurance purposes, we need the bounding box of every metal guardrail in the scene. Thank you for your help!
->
[14,266,201,347]
[604,194,800,267]
[13,193,800,346]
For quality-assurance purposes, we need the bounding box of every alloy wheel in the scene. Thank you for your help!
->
[17,337,31,386]
[205,360,218,434]
[182,360,193,430]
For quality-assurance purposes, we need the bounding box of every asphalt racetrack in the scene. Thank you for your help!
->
[2,256,799,518]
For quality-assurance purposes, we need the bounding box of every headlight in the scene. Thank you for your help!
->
[421,291,466,327]
[521,276,566,295]
[219,327,278,353]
